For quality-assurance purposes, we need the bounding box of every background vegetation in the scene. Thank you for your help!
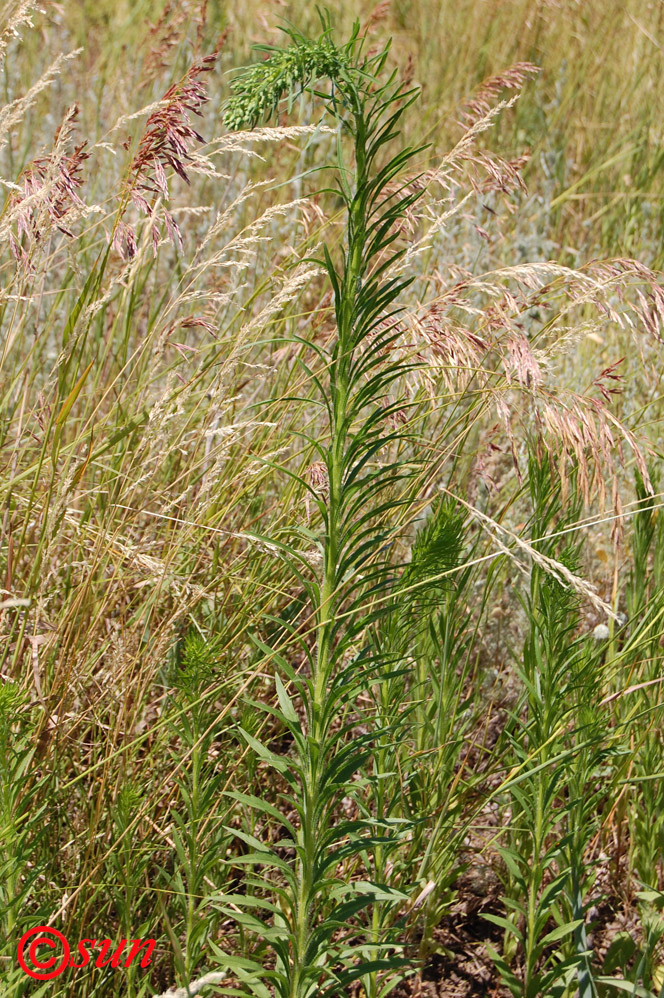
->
[2,2,664,996]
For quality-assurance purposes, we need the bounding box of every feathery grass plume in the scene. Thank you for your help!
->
[449,66,539,197]
[412,304,489,393]
[398,243,660,513]
[117,52,216,258]
[459,63,541,127]
[138,0,217,88]
[6,104,88,257]
[0,48,82,156]
[129,54,216,193]
[437,483,617,618]
[0,0,39,64]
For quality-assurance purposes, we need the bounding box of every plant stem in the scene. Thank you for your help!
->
[291,109,368,998]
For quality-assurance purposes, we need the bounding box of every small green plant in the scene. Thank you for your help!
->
[388,500,481,955]
[600,889,664,998]
[162,632,232,984]
[622,470,664,895]
[487,458,612,998]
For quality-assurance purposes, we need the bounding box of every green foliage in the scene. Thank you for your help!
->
[224,20,348,131]
[486,460,610,998]
[165,631,233,981]
[213,17,436,998]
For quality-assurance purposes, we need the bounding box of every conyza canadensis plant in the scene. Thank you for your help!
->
[211,17,437,998]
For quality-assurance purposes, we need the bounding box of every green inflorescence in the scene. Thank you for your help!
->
[224,36,349,131]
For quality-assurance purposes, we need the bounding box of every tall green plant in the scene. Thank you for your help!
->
[213,18,430,998]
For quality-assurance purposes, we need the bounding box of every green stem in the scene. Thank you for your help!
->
[186,720,201,979]
[290,111,368,998]
[524,774,545,996]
